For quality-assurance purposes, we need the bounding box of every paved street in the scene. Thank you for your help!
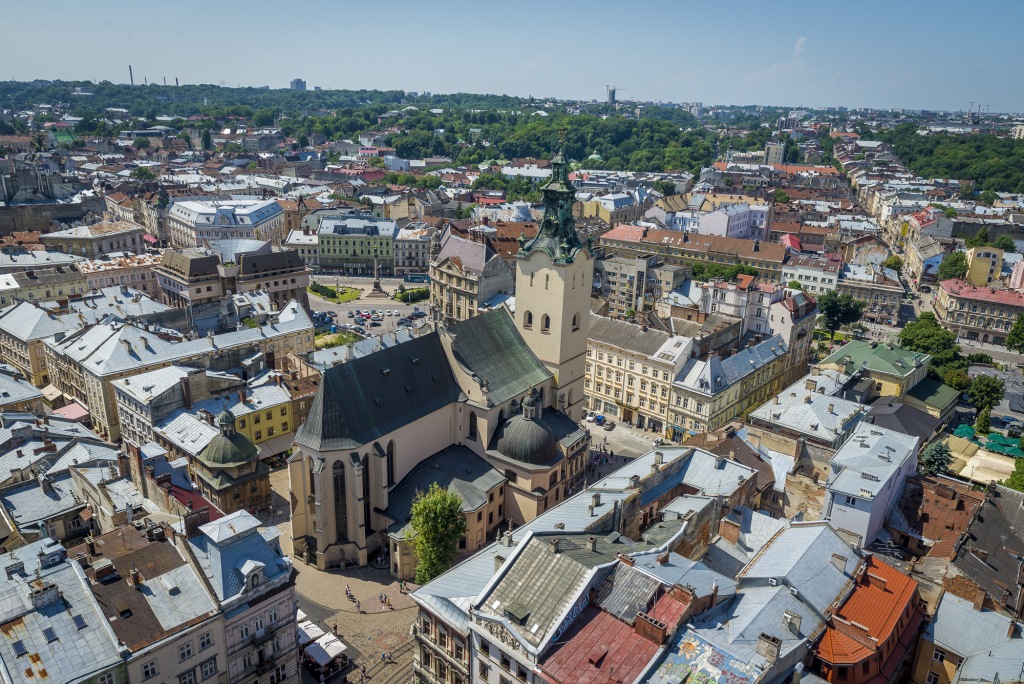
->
[307,278,428,337]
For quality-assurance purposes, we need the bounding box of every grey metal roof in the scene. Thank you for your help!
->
[740,522,860,615]
[865,399,940,442]
[749,373,868,441]
[826,423,919,499]
[594,563,661,625]
[588,314,672,357]
[630,551,737,602]
[0,540,123,684]
[0,367,43,408]
[924,592,1024,684]
[0,301,85,342]
[189,510,292,604]
[675,334,787,395]
[1,472,84,529]
[381,445,505,538]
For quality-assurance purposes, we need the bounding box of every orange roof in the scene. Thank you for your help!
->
[816,556,918,665]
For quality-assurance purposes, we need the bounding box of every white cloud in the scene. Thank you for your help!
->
[793,36,807,60]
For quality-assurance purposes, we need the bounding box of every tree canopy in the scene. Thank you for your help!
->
[881,255,903,274]
[967,375,1005,412]
[918,441,952,477]
[816,290,865,340]
[876,123,1024,193]
[410,483,468,584]
[1006,315,1024,354]
[993,234,1017,253]
[897,312,968,387]
[936,252,967,281]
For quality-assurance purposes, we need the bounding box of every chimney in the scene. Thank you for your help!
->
[654,451,664,465]
[828,403,835,414]
[592,493,601,508]
[29,582,62,609]
[755,634,781,664]
[494,554,506,573]
[793,663,804,684]
[238,389,246,405]
[629,474,640,488]
[830,553,847,572]
[128,565,143,587]
[587,536,598,552]
[656,551,670,565]
[547,538,560,554]
[783,610,802,636]
[805,379,817,392]
[1008,619,1018,639]
[86,536,96,556]
[866,572,888,591]
[719,517,741,545]
[634,612,669,645]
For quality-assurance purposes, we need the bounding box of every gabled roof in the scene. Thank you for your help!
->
[820,340,930,379]
[295,332,460,452]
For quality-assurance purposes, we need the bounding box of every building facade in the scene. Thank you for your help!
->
[934,278,1024,345]
[168,199,286,248]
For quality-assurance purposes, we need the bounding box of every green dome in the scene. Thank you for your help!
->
[497,414,558,466]
[199,432,258,466]
[521,393,537,408]
[216,408,235,426]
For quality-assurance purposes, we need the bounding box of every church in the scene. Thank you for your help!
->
[289,148,595,574]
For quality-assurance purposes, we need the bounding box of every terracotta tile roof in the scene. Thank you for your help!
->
[816,556,918,665]
[939,279,1024,307]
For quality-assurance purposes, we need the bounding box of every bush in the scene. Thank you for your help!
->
[966,353,994,364]
[395,287,429,303]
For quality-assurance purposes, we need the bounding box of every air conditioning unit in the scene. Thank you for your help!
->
[768,578,779,586]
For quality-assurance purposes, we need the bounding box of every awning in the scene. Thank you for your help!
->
[41,384,63,402]
[54,401,90,421]
[143,234,158,244]
[305,635,348,666]
[258,432,296,460]
[298,620,326,646]
[80,509,93,521]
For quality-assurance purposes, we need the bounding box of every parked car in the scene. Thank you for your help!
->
[352,327,366,335]
[1009,425,1023,439]
[397,318,411,326]
[594,415,606,426]
[346,311,355,318]
[585,412,596,423]
[369,321,382,327]
[603,421,615,431]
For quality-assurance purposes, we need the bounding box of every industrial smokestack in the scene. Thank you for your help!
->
[163,77,166,86]
[175,77,179,87]
[129,65,134,86]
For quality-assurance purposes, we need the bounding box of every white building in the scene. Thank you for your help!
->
[168,198,285,248]
[823,423,919,547]
[780,255,841,293]
[394,223,436,275]
[697,203,770,241]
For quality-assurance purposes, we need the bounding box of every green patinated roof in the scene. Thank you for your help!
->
[194,460,269,491]
[449,309,551,406]
[821,340,930,378]
[906,377,959,409]
[197,432,259,467]
[519,146,584,263]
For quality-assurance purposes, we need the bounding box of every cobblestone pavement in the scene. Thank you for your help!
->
[266,468,418,683]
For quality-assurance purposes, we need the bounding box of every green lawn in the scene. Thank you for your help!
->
[315,330,363,349]
[308,285,361,304]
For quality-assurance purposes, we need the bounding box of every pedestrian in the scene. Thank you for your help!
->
[381,652,387,664]
[356,600,361,612]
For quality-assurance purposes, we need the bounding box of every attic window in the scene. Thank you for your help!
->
[73,614,87,629]
[12,641,26,657]
[381,368,391,376]
[43,628,58,643]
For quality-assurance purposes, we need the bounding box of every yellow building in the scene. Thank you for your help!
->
[817,340,930,401]
[964,246,1002,286]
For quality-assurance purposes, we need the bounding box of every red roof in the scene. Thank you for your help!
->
[816,556,918,665]
[781,234,802,251]
[540,594,687,684]
[939,279,1024,307]
[168,485,223,521]
[54,400,89,421]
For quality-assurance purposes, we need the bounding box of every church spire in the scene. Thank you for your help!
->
[518,135,583,263]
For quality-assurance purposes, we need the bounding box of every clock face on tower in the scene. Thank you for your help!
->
[218,215,230,225]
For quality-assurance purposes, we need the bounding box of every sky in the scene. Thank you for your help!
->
[3,0,1023,113]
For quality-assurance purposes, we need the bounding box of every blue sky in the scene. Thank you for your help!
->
[4,0,1022,112]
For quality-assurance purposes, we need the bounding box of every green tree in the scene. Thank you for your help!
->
[881,255,903,274]
[816,290,866,340]
[936,252,967,281]
[918,440,952,476]
[942,368,972,392]
[132,137,151,149]
[979,189,998,207]
[899,312,965,380]
[410,483,468,584]
[993,234,1016,252]
[201,128,213,150]
[1004,457,1024,493]
[965,227,989,249]
[1006,315,1024,354]
[975,408,991,434]
[773,189,791,204]
[131,166,155,180]
[967,375,1005,411]
[653,180,676,196]
[787,280,804,290]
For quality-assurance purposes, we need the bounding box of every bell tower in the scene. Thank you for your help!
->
[514,140,592,421]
